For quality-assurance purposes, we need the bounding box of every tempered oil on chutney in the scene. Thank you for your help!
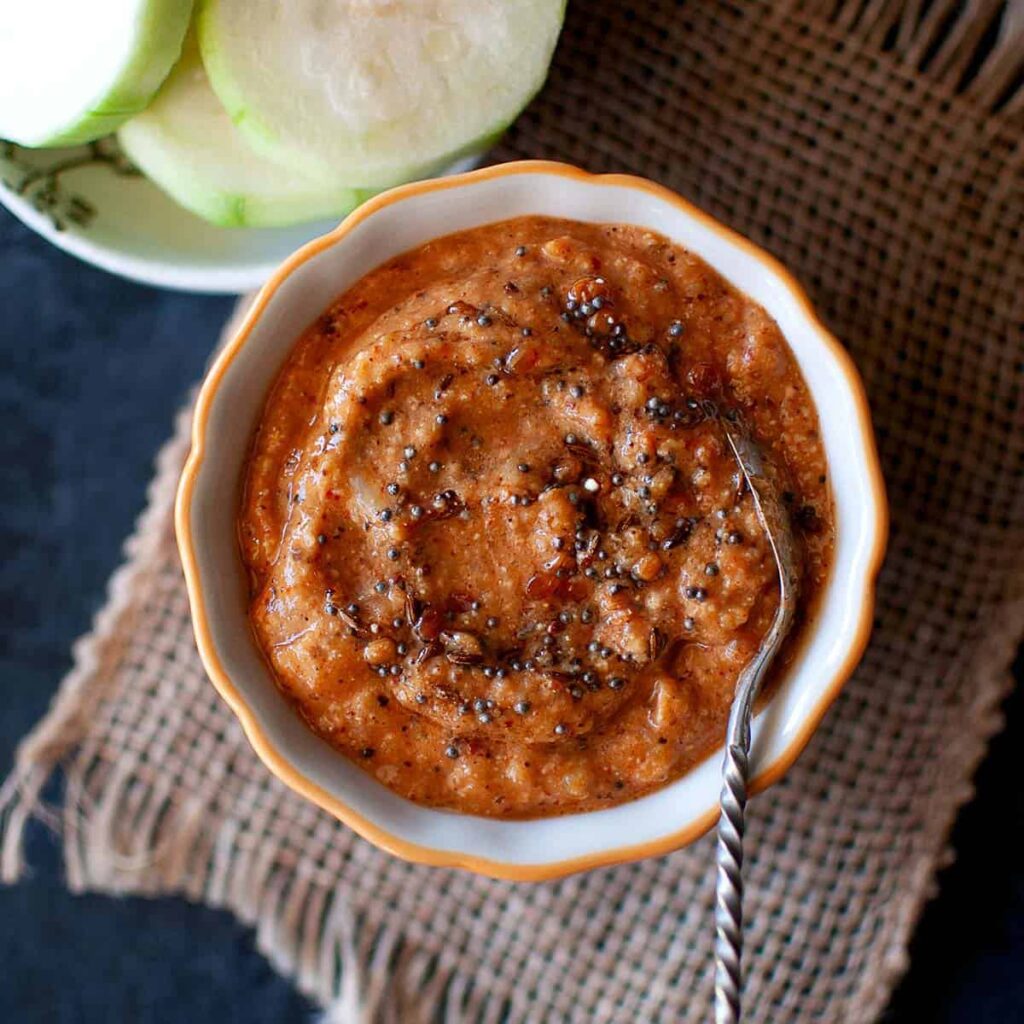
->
[239,216,834,818]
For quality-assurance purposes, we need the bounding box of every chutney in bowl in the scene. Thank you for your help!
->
[239,215,833,818]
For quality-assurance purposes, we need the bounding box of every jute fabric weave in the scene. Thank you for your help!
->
[3,1,1023,1020]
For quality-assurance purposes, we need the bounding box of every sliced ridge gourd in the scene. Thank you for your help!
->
[0,0,194,148]
[119,35,372,228]
[198,0,567,189]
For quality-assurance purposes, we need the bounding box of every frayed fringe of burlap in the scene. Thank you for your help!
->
[0,398,193,888]
[0,288,254,883]
[811,0,1024,114]
[782,0,1024,116]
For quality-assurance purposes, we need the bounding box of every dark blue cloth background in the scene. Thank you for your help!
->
[1,208,1021,1022]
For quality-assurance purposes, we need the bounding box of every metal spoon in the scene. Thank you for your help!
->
[713,420,799,1024]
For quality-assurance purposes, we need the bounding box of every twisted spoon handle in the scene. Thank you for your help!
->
[711,420,798,1024]
[714,740,750,1024]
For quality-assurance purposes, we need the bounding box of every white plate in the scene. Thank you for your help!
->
[0,138,480,293]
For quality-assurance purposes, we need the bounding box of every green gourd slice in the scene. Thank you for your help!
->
[119,35,370,227]
[198,0,566,188]
[0,0,194,147]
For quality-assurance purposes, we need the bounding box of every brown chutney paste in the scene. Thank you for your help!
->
[239,215,834,818]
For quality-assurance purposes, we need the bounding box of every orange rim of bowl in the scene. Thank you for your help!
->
[175,160,889,883]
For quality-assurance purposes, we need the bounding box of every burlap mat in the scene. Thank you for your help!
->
[3,2,1023,1020]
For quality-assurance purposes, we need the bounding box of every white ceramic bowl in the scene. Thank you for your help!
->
[0,139,478,293]
[177,161,887,881]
